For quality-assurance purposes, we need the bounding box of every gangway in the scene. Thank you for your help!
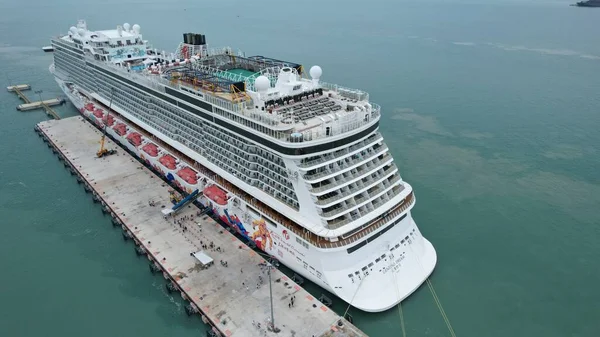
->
[162,189,199,216]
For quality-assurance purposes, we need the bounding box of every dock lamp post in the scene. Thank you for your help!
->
[267,260,280,333]
[35,90,43,103]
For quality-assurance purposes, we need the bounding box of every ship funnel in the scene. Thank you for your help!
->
[77,19,87,30]
[278,67,293,84]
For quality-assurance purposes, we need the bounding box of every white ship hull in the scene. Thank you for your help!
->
[53,71,437,312]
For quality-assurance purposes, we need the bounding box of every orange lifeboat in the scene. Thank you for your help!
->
[113,123,127,136]
[142,143,159,157]
[126,132,143,147]
[203,185,228,206]
[177,166,198,185]
[105,115,115,126]
[93,108,104,119]
[159,154,177,170]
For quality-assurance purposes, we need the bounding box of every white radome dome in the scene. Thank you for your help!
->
[309,65,322,80]
[123,23,131,31]
[254,75,270,92]
[132,24,141,34]
[77,28,85,37]
[69,26,77,35]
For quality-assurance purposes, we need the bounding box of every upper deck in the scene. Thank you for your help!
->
[55,20,381,148]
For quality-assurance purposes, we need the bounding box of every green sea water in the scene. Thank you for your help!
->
[1,0,599,336]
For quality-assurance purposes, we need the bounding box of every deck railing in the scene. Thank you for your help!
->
[87,58,381,144]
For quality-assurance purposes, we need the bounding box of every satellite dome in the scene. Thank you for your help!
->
[254,75,270,92]
[69,26,77,35]
[309,65,322,80]
[132,24,141,34]
[123,23,131,31]
[77,28,85,37]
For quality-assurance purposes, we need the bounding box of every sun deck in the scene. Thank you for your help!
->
[225,68,259,78]
[88,46,379,143]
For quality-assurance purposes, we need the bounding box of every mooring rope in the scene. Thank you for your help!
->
[409,239,457,337]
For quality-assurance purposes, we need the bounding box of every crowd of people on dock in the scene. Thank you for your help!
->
[148,199,306,336]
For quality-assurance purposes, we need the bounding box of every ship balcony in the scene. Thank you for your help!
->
[297,133,382,170]
[204,127,285,170]
[326,183,406,229]
[310,155,395,195]
[335,190,413,241]
[318,171,402,220]
[303,144,388,183]
[315,169,401,208]
[205,136,292,190]
[203,150,300,210]
[205,144,296,202]
[204,127,253,152]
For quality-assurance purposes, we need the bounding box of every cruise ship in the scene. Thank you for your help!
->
[50,20,437,312]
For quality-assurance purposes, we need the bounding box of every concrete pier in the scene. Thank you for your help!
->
[35,116,367,337]
[17,98,64,111]
[8,84,61,119]
[7,84,31,92]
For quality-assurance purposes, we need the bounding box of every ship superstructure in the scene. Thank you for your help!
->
[50,20,437,312]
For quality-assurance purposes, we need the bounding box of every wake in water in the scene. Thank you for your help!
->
[403,36,600,60]
[485,42,600,60]
[5,181,28,188]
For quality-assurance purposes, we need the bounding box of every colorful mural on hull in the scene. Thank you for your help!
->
[76,106,311,268]
[215,207,275,254]
[224,211,250,239]
[250,218,273,251]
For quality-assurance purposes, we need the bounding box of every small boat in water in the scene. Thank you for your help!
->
[42,46,54,52]
[572,0,600,7]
